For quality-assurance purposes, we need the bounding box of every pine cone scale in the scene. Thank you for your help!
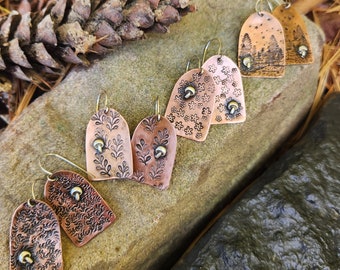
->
[36,14,58,46]
[8,38,32,68]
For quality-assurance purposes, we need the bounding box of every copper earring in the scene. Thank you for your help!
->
[85,91,133,181]
[273,0,313,65]
[202,38,246,124]
[10,182,63,269]
[238,0,286,77]
[41,154,116,247]
[165,57,216,141]
[131,98,177,190]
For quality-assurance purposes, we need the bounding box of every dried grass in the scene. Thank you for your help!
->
[291,0,340,143]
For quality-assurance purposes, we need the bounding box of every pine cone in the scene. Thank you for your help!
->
[0,0,195,87]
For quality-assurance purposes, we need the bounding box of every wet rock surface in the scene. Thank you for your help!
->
[0,1,324,269]
[173,93,340,270]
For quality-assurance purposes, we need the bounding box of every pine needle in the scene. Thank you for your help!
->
[291,30,340,142]
[12,83,36,120]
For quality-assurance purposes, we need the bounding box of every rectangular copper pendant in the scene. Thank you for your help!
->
[10,200,63,269]
[238,11,286,78]
[165,68,216,141]
[44,170,116,247]
[202,55,246,124]
[86,108,133,181]
[273,5,313,65]
[131,115,177,190]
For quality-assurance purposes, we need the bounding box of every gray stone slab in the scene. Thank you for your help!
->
[173,93,340,269]
[0,1,324,269]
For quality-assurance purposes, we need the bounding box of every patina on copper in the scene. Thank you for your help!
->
[165,68,216,141]
[131,115,177,190]
[44,170,116,247]
[10,200,63,269]
[238,11,286,77]
[273,4,313,65]
[202,55,246,124]
[86,108,133,181]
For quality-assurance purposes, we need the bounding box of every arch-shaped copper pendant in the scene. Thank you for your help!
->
[86,108,133,181]
[44,170,116,246]
[238,11,286,78]
[273,5,313,65]
[131,115,177,190]
[10,200,63,269]
[165,68,216,141]
[202,55,246,124]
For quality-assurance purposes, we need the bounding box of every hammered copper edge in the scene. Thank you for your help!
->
[273,5,313,65]
[131,115,177,190]
[238,11,286,78]
[202,55,246,124]
[86,108,133,181]
[165,68,216,141]
[10,200,63,269]
[44,170,116,247]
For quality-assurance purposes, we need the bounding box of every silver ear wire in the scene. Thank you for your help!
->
[202,38,222,64]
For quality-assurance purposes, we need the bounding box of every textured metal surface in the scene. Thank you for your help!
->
[86,108,133,181]
[165,68,216,141]
[44,170,116,247]
[131,115,177,190]
[273,5,313,65]
[10,200,63,269]
[238,11,286,77]
[202,55,246,124]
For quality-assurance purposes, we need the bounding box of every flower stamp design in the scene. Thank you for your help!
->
[132,116,177,190]
[44,171,116,247]
[10,200,63,269]
[86,108,133,180]
[165,68,216,141]
[202,55,247,124]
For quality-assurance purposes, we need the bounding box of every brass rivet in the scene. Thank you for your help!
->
[70,186,83,201]
[93,138,105,153]
[227,100,239,115]
[19,251,33,265]
[184,86,196,99]
[154,145,167,159]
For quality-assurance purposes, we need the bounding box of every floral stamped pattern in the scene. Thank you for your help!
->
[10,200,63,270]
[86,108,133,180]
[44,171,116,247]
[165,68,216,141]
[131,116,177,190]
[202,55,246,124]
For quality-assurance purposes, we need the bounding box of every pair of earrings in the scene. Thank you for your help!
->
[85,94,177,190]
[165,38,247,142]
[238,0,313,78]
[10,155,116,269]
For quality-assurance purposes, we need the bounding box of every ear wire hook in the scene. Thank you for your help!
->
[27,181,37,207]
[186,55,203,74]
[255,0,274,15]
[202,38,222,64]
[96,91,108,113]
[154,96,161,121]
[39,153,95,180]
[283,0,291,9]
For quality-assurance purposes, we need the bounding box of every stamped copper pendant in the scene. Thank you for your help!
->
[86,108,133,181]
[44,170,116,247]
[165,68,216,141]
[273,4,313,65]
[238,11,286,77]
[131,115,177,190]
[10,200,63,269]
[202,55,246,124]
